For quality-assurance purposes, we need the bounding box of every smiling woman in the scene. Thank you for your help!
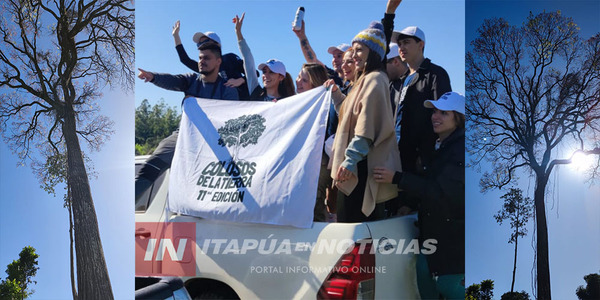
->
[326,21,401,223]
[373,92,466,299]
[234,13,295,101]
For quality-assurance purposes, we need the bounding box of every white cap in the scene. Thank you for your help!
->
[327,43,351,55]
[424,92,465,115]
[257,59,286,76]
[192,31,221,48]
[392,26,426,44]
[386,43,400,60]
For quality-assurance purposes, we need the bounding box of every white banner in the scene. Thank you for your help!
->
[168,87,331,228]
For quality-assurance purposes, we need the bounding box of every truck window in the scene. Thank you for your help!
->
[135,163,168,212]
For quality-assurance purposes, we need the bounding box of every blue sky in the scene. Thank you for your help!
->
[465,1,600,299]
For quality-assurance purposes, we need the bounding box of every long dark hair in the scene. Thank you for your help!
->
[257,72,295,100]
[454,112,466,129]
[277,72,296,99]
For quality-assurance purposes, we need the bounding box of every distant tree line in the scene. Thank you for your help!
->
[466,272,600,300]
[135,99,181,155]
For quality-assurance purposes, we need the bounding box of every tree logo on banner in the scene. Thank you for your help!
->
[217,114,266,160]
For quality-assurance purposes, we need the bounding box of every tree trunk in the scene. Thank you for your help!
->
[68,196,78,300]
[511,225,518,293]
[534,175,551,299]
[62,104,114,299]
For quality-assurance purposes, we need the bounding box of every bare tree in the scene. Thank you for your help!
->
[466,11,600,299]
[0,0,134,298]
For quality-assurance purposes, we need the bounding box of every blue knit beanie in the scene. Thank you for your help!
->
[352,21,386,61]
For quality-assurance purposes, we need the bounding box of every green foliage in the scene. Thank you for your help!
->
[135,99,181,155]
[0,279,22,300]
[480,279,494,300]
[135,144,152,156]
[576,272,600,299]
[1,246,39,299]
[466,279,494,300]
[39,152,67,196]
[466,283,481,300]
[494,188,534,243]
[501,291,531,300]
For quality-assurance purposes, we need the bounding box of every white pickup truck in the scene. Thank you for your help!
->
[135,156,423,299]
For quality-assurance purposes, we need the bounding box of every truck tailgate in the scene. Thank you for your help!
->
[366,214,420,299]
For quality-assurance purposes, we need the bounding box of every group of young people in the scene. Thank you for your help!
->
[137,0,465,298]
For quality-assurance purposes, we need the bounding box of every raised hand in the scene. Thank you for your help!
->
[386,0,402,14]
[233,13,245,33]
[233,12,246,41]
[292,20,306,39]
[137,68,154,83]
[172,20,180,36]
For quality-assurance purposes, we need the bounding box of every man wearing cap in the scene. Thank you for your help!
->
[386,42,408,110]
[374,91,465,299]
[172,20,250,99]
[326,43,350,85]
[392,25,451,195]
[135,42,239,203]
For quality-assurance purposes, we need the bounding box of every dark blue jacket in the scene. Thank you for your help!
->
[151,73,238,100]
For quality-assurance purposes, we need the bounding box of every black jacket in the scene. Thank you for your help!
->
[395,128,465,275]
[398,58,451,173]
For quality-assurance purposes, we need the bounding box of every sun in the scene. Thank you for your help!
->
[569,151,596,171]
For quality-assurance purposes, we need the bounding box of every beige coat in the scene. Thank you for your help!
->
[330,70,402,216]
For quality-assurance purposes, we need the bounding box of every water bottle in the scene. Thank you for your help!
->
[292,7,305,31]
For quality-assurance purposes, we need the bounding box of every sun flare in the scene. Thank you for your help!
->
[569,151,596,171]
